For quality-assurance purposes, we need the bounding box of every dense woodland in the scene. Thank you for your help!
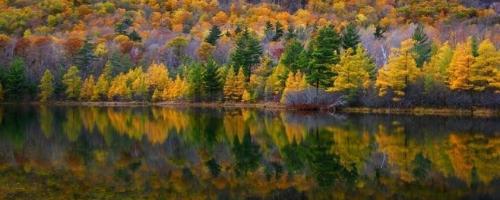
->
[0,0,499,108]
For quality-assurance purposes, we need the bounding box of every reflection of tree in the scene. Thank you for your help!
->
[63,108,82,142]
[232,130,261,176]
[412,152,431,182]
[375,124,418,182]
[224,110,246,142]
[282,141,306,174]
[305,129,358,187]
[39,106,54,137]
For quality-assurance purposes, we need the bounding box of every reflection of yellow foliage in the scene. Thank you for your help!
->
[280,113,307,144]
[447,134,500,184]
[223,111,245,142]
[375,124,419,182]
[328,126,372,171]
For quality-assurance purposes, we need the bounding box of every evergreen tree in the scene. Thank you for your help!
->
[285,25,296,40]
[230,29,263,78]
[307,25,340,90]
[188,63,204,101]
[74,38,97,73]
[128,30,142,42]
[374,24,386,40]
[272,21,284,41]
[264,21,274,40]
[205,25,222,45]
[280,39,305,72]
[5,58,28,100]
[202,60,222,101]
[62,66,82,100]
[470,39,500,92]
[115,17,133,35]
[341,23,360,52]
[471,36,479,57]
[376,39,420,101]
[109,51,134,76]
[412,24,432,68]
[39,69,54,102]
[448,38,474,91]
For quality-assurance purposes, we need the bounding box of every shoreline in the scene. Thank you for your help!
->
[1,101,498,117]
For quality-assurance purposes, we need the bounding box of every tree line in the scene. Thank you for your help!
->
[0,23,498,108]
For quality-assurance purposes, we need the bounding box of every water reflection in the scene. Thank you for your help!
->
[0,105,498,199]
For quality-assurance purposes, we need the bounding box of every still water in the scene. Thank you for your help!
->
[0,105,498,199]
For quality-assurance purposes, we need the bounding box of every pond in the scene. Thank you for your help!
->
[0,105,498,199]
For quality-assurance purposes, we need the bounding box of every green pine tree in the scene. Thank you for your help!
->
[128,30,142,42]
[202,60,222,101]
[230,29,263,78]
[205,25,222,45]
[341,23,360,52]
[264,21,274,40]
[272,21,284,41]
[5,58,28,100]
[188,63,204,101]
[412,24,432,68]
[285,25,296,40]
[307,25,340,90]
[280,39,305,72]
[74,38,97,72]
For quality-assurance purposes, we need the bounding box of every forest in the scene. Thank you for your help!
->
[0,0,499,108]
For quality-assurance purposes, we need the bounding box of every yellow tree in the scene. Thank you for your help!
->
[422,42,453,91]
[164,74,188,100]
[108,73,131,100]
[234,67,246,100]
[281,71,308,103]
[448,38,474,91]
[131,69,148,100]
[80,75,95,101]
[265,63,287,100]
[62,66,82,100]
[92,72,109,101]
[376,39,420,101]
[39,69,55,102]
[146,63,171,91]
[223,66,236,101]
[469,39,500,92]
[329,47,371,95]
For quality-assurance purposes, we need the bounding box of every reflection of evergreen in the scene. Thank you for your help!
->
[0,106,36,149]
[282,140,306,174]
[412,152,431,182]
[205,158,221,177]
[232,129,261,176]
[305,128,358,187]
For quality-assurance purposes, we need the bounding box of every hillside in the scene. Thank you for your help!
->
[0,0,498,108]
